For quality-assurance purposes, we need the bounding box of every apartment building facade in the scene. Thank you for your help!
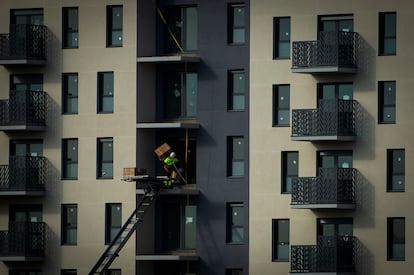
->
[250,0,413,275]
[0,0,249,274]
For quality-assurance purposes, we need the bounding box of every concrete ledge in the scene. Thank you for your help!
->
[136,252,199,261]
[291,203,356,209]
[291,135,355,141]
[137,122,199,129]
[0,190,45,196]
[291,66,357,74]
[0,125,46,131]
[0,256,44,262]
[137,55,200,63]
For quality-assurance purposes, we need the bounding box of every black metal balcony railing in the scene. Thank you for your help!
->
[0,24,47,63]
[292,31,359,72]
[291,168,357,208]
[0,222,46,259]
[291,99,358,140]
[0,156,46,192]
[291,236,356,273]
[0,90,47,129]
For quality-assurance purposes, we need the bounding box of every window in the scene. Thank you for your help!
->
[227,137,245,177]
[379,12,396,55]
[378,81,396,123]
[62,139,78,179]
[10,271,42,275]
[98,72,114,113]
[318,82,353,101]
[105,203,121,243]
[273,84,290,126]
[227,203,244,243]
[62,7,78,48]
[281,151,298,193]
[107,5,123,47]
[228,70,245,111]
[272,219,289,261]
[163,72,197,119]
[61,270,77,275]
[387,149,404,192]
[106,270,121,275]
[11,9,43,25]
[62,73,78,114]
[97,138,113,179]
[161,204,196,250]
[387,217,405,260]
[318,14,353,32]
[226,269,243,275]
[228,4,245,44]
[162,6,197,53]
[273,17,290,59]
[61,204,77,245]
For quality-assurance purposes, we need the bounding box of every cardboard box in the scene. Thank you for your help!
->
[123,167,137,177]
[154,143,172,160]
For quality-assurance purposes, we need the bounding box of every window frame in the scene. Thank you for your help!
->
[379,12,396,56]
[227,136,245,177]
[106,5,123,47]
[62,138,78,180]
[272,84,290,126]
[272,219,290,261]
[226,202,244,244]
[387,217,405,261]
[281,151,298,194]
[62,73,78,114]
[228,70,246,111]
[97,137,114,179]
[378,81,396,124]
[273,17,291,59]
[105,203,122,244]
[387,149,405,192]
[62,7,79,48]
[228,3,246,45]
[97,71,114,113]
[61,204,77,245]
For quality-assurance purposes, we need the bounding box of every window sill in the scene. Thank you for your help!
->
[97,111,114,114]
[378,53,396,56]
[273,57,291,60]
[61,243,77,246]
[386,190,405,193]
[62,46,79,49]
[97,177,114,180]
[62,112,78,115]
[61,177,78,180]
[106,45,123,48]
[378,121,396,124]
[226,242,245,245]
[272,259,289,262]
[272,124,290,127]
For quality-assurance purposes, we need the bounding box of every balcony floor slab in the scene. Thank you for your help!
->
[291,203,356,209]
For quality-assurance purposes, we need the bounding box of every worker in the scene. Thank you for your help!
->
[162,151,180,187]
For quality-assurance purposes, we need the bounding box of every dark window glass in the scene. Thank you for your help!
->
[61,204,77,245]
[62,73,78,114]
[387,149,405,192]
[282,151,298,193]
[61,270,77,275]
[105,203,121,243]
[227,203,244,243]
[98,72,114,113]
[228,70,245,111]
[274,17,290,59]
[11,9,44,25]
[319,15,353,32]
[163,72,197,119]
[379,12,396,55]
[107,6,123,47]
[227,137,245,177]
[161,204,196,250]
[228,4,245,44]
[63,7,78,48]
[226,269,243,275]
[97,138,113,179]
[388,217,405,260]
[379,81,396,123]
[106,270,121,275]
[62,139,78,179]
[10,271,42,275]
[162,6,197,53]
[273,85,290,126]
[272,219,289,261]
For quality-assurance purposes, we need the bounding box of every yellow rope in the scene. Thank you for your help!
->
[156,8,184,53]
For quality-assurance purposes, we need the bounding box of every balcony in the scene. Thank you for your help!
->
[0,24,47,65]
[0,156,46,196]
[291,236,356,274]
[0,90,47,131]
[292,31,359,74]
[0,222,46,261]
[291,168,357,209]
[291,100,358,141]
